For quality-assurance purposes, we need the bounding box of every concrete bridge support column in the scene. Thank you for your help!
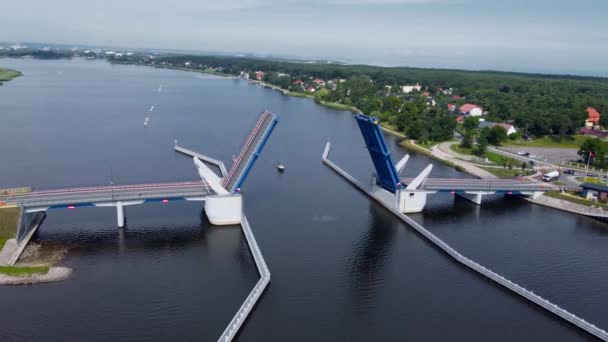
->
[204,194,242,225]
[398,190,430,213]
[116,202,125,228]
[456,191,496,205]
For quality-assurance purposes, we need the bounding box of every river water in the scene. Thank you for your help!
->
[0,58,606,341]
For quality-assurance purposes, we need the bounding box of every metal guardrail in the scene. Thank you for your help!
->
[218,215,270,342]
[174,145,228,177]
[322,142,608,341]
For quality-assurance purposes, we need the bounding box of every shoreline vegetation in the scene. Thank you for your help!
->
[0,203,71,285]
[0,207,20,251]
[0,68,22,85]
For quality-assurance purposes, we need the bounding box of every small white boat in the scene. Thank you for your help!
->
[277,163,285,172]
[144,120,148,126]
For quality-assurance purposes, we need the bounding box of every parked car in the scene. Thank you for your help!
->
[542,170,560,182]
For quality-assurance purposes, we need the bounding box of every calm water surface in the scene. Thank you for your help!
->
[0,58,605,341]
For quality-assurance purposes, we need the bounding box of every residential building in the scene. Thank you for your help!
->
[460,103,484,117]
[585,107,601,129]
[313,78,325,87]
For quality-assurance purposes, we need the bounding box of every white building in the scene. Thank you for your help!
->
[401,83,422,94]
[459,104,484,117]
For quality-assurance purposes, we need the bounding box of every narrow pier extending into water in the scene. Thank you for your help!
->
[218,216,270,341]
[322,142,608,341]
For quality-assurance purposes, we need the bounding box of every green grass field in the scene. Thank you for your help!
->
[0,265,49,276]
[0,207,20,250]
[451,144,520,166]
[503,135,590,149]
[480,167,531,178]
[0,68,22,82]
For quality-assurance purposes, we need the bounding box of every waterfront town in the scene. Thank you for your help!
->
[2,39,608,341]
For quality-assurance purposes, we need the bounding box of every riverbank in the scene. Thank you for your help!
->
[0,266,72,285]
[0,68,22,84]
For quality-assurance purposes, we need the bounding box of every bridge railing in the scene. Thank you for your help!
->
[218,215,270,342]
[11,190,212,208]
[223,111,277,193]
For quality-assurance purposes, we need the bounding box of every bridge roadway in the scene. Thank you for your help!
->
[401,177,558,193]
[3,181,213,209]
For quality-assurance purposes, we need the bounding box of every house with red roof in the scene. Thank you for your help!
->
[585,107,601,129]
[254,71,265,81]
[455,115,464,124]
[306,86,316,93]
[447,103,456,112]
[312,78,326,87]
[452,95,462,100]
[459,103,484,117]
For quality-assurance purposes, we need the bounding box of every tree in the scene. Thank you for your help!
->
[461,130,474,148]
[475,134,488,156]
[578,138,608,168]
[486,126,508,145]
[463,116,479,132]
[314,88,330,102]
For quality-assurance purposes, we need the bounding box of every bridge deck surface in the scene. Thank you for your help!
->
[401,177,558,192]
[3,181,213,207]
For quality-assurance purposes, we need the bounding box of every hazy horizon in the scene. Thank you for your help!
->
[2,0,607,77]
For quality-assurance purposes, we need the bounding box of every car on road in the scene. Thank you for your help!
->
[563,169,576,175]
[517,151,529,156]
[542,170,560,182]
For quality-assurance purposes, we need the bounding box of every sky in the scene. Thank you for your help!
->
[1,0,607,75]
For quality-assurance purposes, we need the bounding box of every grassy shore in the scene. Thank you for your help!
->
[544,191,608,209]
[503,135,589,149]
[0,265,49,276]
[0,68,22,84]
[450,144,520,165]
[400,140,464,172]
[0,207,20,250]
[286,91,314,99]
[317,100,359,112]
